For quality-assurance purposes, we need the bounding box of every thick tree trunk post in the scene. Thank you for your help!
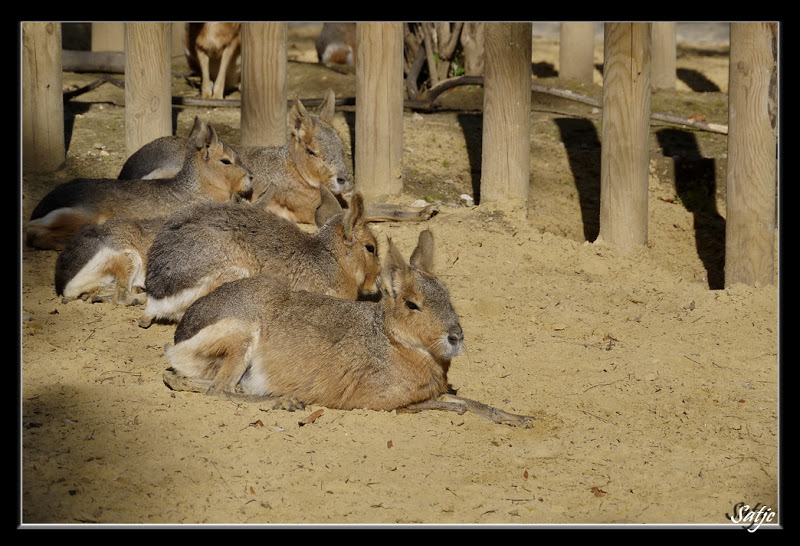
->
[171,23,186,58]
[355,22,404,200]
[22,22,65,173]
[241,22,287,147]
[725,22,778,287]
[651,22,676,90]
[598,23,651,250]
[559,22,595,83]
[92,22,124,51]
[480,22,532,207]
[124,23,172,158]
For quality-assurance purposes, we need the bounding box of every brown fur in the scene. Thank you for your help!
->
[164,230,464,410]
[118,91,351,225]
[184,23,241,99]
[237,92,348,223]
[118,90,437,225]
[316,23,356,66]
[138,186,381,327]
[26,118,253,250]
[55,216,166,305]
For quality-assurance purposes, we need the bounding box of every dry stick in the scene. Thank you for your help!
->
[63,75,125,101]
[62,74,728,135]
[417,75,729,134]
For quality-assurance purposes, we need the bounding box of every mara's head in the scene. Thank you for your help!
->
[187,117,254,202]
[288,89,352,196]
[317,187,381,299]
[381,230,463,362]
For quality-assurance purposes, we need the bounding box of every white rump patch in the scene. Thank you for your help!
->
[143,269,251,324]
[62,247,143,299]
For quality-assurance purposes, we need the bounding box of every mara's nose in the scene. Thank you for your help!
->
[334,175,351,193]
[448,325,464,346]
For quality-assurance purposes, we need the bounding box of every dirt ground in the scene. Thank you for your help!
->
[20,24,779,528]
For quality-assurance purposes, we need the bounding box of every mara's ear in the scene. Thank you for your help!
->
[289,95,310,130]
[342,193,365,242]
[289,97,315,143]
[315,185,343,227]
[253,183,278,209]
[409,230,434,274]
[381,236,409,299]
[317,89,336,124]
[188,117,212,150]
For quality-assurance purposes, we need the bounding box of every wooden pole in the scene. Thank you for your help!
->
[559,22,595,83]
[124,23,172,158]
[241,22,287,147]
[355,22,404,200]
[480,22,532,206]
[22,22,65,173]
[725,22,778,287]
[598,23,651,250]
[171,22,185,58]
[651,22,676,90]
[92,22,124,52]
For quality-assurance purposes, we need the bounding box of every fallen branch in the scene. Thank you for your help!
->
[63,75,124,101]
[62,75,729,135]
[418,75,729,134]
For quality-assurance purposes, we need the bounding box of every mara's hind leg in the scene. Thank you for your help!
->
[162,369,304,411]
[212,41,238,99]
[26,208,96,250]
[196,48,214,98]
[138,266,253,329]
[400,393,537,428]
[164,317,258,396]
[112,249,147,306]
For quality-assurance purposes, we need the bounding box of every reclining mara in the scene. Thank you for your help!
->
[118,89,437,225]
[25,117,253,251]
[138,185,380,328]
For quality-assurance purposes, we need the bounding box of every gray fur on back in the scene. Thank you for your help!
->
[117,136,187,180]
[145,201,343,300]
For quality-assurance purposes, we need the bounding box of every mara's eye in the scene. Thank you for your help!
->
[306,148,318,157]
[365,244,376,254]
[405,301,420,311]
[220,158,232,165]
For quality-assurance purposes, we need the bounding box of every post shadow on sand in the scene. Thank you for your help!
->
[456,113,484,204]
[342,110,483,203]
[676,68,721,93]
[553,117,602,242]
[452,111,602,230]
[63,100,92,156]
[655,128,726,289]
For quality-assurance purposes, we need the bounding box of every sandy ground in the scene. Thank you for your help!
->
[20,24,779,528]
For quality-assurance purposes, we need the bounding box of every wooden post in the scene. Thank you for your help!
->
[725,22,778,286]
[354,22,404,200]
[241,22,287,147]
[124,23,172,157]
[559,22,595,83]
[480,22,532,207]
[171,22,186,58]
[598,23,651,250]
[92,22,124,51]
[651,22,676,90]
[22,22,65,173]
